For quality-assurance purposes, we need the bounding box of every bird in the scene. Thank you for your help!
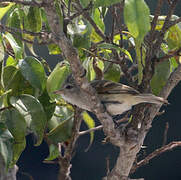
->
[54,75,168,116]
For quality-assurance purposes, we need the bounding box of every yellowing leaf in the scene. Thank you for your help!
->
[0,3,14,20]
[82,111,95,151]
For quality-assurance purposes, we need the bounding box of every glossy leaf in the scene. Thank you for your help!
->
[18,56,46,93]
[4,33,22,60]
[46,61,70,100]
[38,90,56,122]
[82,111,95,151]
[8,10,22,46]
[124,0,150,42]
[2,66,33,96]
[48,106,73,130]
[2,65,18,91]
[45,144,59,161]
[1,108,26,164]
[0,124,13,169]
[151,60,170,95]
[47,107,74,144]
[93,8,105,32]
[26,7,42,32]
[10,94,47,146]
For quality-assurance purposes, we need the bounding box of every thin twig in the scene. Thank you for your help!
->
[162,122,169,146]
[166,17,181,30]
[155,0,179,48]
[150,0,164,33]
[155,47,181,64]
[0,24,53,45]
[0,106,12,112]
[57,107,82,180]
[130,141,181,174]
[79,125,103,136]
[0,24,45,36]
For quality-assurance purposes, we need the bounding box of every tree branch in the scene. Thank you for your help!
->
[43,0,123,147]
[130,141,181,174]
[58,107,82,180]
[79,125,103,136]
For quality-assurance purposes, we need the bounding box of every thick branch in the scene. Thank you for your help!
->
[43,0,123,146]
[58,107,82,180]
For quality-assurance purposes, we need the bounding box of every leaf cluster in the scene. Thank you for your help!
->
[0,0,180,171]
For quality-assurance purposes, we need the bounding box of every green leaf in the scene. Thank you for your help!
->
[166,24,181,49]
[26,7,42,32]
[104,63,121,82]
[1,108,26,164]
[12,141,26,164]
[93,8,105,32]
[73,34,91,50]
[6,56,17,66]
[90,28,103,43]
[48,106,73,130]
[48,44,61,55]
[2,66,34,96]
[8,10,22,46]
[2,65,18,91]
[1,108,26,142]
[18,56,46,93]
[4,33,22,60]
[45,144,59,161]
[47,106,74,144]
[10,94,47,146]
[46,61,70,100]
[82,111,95,151]
[0,124,13,169]
[94,0,120,8]
[151,60,170,95]
[83,58,104,81]
[97,43,133,62]
[0,2,14,20]
[124,0,151,42]
[38,90,56,122]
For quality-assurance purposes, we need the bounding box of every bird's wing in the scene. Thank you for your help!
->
[91,80,139,95]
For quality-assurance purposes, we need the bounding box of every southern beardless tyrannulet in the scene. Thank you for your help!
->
[54,75,168,116]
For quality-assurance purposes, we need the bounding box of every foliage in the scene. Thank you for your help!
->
[0,0,180,174]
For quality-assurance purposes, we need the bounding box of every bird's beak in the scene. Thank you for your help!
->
[53,89,63,94]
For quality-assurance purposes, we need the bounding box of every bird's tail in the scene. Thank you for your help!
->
[135,93,168,105]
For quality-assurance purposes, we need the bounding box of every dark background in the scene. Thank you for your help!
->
[16,1,181,180]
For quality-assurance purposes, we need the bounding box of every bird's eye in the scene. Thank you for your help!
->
[65,84,73,89]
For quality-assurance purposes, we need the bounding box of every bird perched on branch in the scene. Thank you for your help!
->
[54,75,168,116]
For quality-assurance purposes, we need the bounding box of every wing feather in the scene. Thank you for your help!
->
[91,80,139,95]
